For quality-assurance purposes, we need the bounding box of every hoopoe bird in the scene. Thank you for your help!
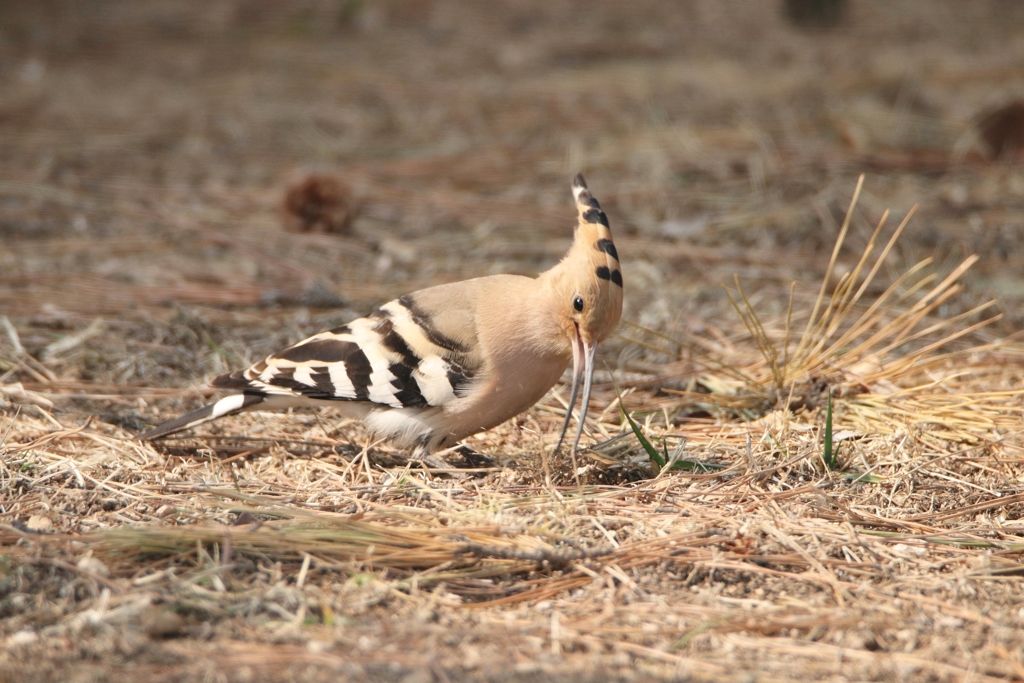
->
[139,175,623,459]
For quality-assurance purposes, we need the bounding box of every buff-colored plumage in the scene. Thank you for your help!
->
[139,175,623,459]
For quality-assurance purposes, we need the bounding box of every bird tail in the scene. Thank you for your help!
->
[136,393,266,440]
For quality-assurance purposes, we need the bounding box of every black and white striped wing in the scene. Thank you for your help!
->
[213,295,479,409]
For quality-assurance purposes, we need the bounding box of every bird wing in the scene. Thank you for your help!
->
[212,289,484,410]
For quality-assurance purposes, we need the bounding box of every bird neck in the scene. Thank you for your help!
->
[473,274,573,362]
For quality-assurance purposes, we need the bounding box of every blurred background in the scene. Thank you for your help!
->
[1,0,1024,405]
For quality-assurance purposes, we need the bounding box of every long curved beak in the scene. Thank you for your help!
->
[553,325,597,456]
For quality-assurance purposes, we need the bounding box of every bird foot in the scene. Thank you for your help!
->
[412,445,495,472]
[451,445,496,468]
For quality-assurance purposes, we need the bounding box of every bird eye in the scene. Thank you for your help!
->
[573,295,584,312]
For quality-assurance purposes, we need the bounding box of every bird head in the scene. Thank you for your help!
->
[546,174,623,456]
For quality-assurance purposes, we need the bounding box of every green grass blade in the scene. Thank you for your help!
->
[623,406,665,470]
[823,390,837,470]
[670,459,727,472]
[612,379,665,470]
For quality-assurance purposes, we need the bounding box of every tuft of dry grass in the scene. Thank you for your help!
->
[620,176,1024,458]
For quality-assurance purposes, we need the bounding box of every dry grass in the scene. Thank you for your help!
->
[4,1,1024,681]
[4,199,1024,681]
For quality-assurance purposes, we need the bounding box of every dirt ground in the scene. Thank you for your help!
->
[3,1,1024,681]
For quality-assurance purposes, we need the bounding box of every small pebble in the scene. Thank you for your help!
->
[140,608,186,639]
[7,629,38,647]
[77,555,110,577]
[26,515,53,532]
